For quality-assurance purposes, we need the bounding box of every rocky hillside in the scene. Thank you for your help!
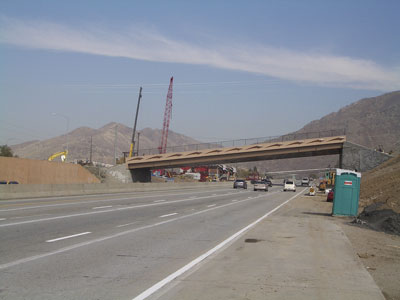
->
[11,123,199,164]
[11,91,400,170]
[297,91,400,154]
[240,91,400,173]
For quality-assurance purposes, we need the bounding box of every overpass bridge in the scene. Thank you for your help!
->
[126,135,347,182]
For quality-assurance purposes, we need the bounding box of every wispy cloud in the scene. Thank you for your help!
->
[1,16,399,91]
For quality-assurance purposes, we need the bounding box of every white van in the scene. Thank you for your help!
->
[284,180,296,192]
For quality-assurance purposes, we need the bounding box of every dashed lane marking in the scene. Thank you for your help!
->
[46,232,91,243]
[92,206,113,210]
[159,213,178,218]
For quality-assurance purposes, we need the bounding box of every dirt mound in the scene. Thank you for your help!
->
[359,154,400,213]
[355,204,400,236]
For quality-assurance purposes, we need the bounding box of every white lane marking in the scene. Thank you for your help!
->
[92,206,112,210]
[0,190,250,228]
[207,204,216,208]
[116,222,138,228]
[0,190,283,271]
[212,194,217,196]
[159,213,178,218]
[153,200,166,203]
[131,188,305,300]
[11,213,52,220]
[46,232,91,243]
[0,188,233,212]
[231,200,238,202]
[0,218,6,221]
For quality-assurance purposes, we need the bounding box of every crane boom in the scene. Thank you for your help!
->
[159,77,173,154]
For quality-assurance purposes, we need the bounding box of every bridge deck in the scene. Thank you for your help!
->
[126,136,346,170]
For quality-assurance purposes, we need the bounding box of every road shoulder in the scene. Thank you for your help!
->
[151,192,385,300]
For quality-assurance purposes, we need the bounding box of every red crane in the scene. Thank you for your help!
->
[159,76,174,154]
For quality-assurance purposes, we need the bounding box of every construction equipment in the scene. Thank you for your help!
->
[129,87,143,157]
[158,77,173,154]
[325,170,336,186]
[48,150,68,162]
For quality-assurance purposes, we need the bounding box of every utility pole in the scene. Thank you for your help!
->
[89,136,93,164]
[136,132,141,156]
[114,124,118,165]
[129,87,142,157]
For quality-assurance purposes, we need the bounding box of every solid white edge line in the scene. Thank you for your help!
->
[46,232,91,243]
[131,188,305,300]
[159,213,178,218]
[153,200,166,203]
[207,204,216,208]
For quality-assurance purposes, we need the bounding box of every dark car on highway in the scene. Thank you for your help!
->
[262,179,272,187]
[233,179,247,189]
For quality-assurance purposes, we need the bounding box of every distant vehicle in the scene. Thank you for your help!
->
[0,180,19,184]
[262,179,273,187]
[284,180,296,192]
[253,181,268,192]
[327,188,334,202]
[233,179,247,189]
[301,177,310,186]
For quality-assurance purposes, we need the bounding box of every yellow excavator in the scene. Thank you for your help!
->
[48,150,68,162]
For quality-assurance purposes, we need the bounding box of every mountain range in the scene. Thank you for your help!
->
[11,123,199,164]
[11,91,400,168]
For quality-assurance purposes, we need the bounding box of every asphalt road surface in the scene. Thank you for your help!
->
[0,184,303,300]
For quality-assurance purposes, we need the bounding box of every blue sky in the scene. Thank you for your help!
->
[1,0,400,145]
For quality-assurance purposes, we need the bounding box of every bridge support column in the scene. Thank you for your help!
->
[339,149,343,169]
[130,168,151,182]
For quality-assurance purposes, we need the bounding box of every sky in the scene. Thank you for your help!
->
[1,0,400,146]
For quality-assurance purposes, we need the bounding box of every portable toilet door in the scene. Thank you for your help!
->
[332,169,361,216]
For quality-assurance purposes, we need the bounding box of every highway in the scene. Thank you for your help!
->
[0,184,304,300]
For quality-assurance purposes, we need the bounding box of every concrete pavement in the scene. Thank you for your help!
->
[147,193,385,300]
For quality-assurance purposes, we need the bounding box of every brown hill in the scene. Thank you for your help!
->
[296,91,400,154]
[242,91,400,174]
[12,123,199,164]
[359,154,400,213]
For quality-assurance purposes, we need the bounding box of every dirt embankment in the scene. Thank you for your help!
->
[359,154,400,213]
[356,155,400,236]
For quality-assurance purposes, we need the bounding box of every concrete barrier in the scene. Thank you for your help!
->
[0,181,233,200]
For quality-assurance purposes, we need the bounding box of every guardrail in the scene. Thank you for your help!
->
[136,129,346,156]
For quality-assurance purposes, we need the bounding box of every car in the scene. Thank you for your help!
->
[253,181,268,192]
[284,180,296,192]
[262,179,273,187]
[301,177,310,186]
[0,180,19,184]
[233,179,247,189]
[327,188,334,202]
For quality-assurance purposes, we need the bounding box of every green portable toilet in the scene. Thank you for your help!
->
[332,169,361,216]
